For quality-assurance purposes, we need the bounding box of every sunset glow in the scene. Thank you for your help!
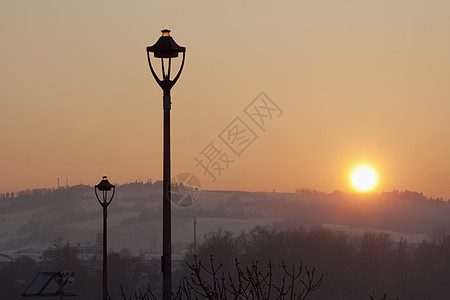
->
[351,167,377,191]
[2,2,450,298]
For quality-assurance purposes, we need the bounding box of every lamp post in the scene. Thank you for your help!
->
[95,176,116,300]
[146,29,186,300]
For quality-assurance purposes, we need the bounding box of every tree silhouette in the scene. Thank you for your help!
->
[120,256,322,300]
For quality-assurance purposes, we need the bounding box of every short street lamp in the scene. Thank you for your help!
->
[146,29,186,300]
[95,176,116,300]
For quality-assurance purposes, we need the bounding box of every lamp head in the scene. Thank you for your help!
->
[95,176,115,191]
[147,29,186,58]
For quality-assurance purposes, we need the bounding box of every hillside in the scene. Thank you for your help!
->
[0,182,448,257]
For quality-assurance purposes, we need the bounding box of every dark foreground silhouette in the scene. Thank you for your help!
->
[3,224,450,299]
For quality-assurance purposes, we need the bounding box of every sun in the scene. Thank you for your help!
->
[351,167,377,191]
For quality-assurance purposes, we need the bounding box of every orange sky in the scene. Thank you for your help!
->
[1,0,449,199]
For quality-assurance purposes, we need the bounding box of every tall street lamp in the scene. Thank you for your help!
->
[146,29,186,299]
[95,176,116,300]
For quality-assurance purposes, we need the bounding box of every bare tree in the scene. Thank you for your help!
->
[121,256,322,300]
[181,255,322,300]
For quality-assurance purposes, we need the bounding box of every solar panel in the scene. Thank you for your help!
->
[22,271,76,297]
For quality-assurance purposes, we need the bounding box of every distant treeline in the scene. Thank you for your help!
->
[0,180,159,200]
[0,180,164,211]
[2,181,447,202]
[188,225,450,299]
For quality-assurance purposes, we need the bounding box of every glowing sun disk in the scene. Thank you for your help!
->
[352,167,376,191]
